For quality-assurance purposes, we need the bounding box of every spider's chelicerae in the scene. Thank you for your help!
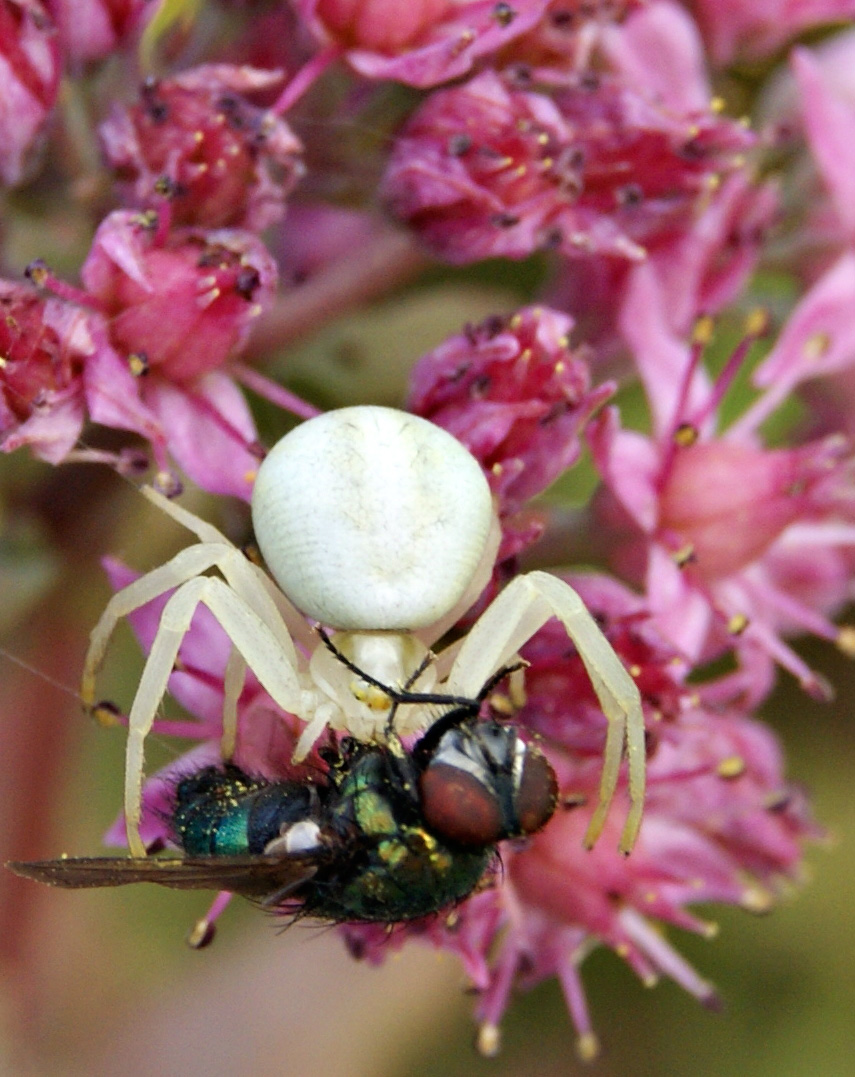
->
[83,406,645,859]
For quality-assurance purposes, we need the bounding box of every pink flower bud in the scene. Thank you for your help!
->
[81,211,278,382]
[658,441,822,581]
[0,281,94,462]
[49,0,149,65]
[100,65,304,230]
[0,0,60,186]
[383,69,753,263]
[409,305,610,515]
[297,0,552,87]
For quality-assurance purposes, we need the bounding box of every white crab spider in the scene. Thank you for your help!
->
[82,406,645,859]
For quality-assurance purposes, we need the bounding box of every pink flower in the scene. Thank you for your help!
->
[588,262,855,697]
[15,210,299,497]
[382,68,753,263]
[78,210,280,496]
[82,210,278,383]
[342,573,817,1057]
[408,304,612,561]
[685,0,855,64]
[792,42,855,247]
[496,0,644,73]
[0,0,60,187]
[546,171,778,356]
[0,280,93,462]
[99,65,304,230]
[49,0,150,65]
[295,0,553,88]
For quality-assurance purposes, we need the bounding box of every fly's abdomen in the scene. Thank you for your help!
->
[172,766,319,858]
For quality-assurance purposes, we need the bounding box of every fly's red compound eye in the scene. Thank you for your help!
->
[418,721,559,847]
[419,762,505,846]
[514,747,558,836]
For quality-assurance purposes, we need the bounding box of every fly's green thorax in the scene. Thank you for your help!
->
[308,750,492,922]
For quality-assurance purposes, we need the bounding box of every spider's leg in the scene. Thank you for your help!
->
[445,572,645,853]
[142,486,231,545]
[525,572,645,854]
[82,542,237,707]
[124,577,303,857]
[221,646,247,760]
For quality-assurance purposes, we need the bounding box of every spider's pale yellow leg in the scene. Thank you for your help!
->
[144,486,318,653]
[445,572,645,853]
[525,573,645,853]
[124,577,304,857]
[142,486,231,545]
[221,646,247,760]
[82,543,238,707]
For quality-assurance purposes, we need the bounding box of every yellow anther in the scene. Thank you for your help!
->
[717,755,746,779]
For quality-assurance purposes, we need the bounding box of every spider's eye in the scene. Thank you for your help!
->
[418,722,558,847]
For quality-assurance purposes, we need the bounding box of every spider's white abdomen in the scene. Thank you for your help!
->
[251,406,494,630]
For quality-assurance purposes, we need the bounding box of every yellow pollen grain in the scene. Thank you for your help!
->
[477,1023,501,1058]
[244,469,258,485]
[745,307,770,336]
[629,664,642,678]
[514,164,528,178]
[510,313,523,328]
[717,755,746,779]
[0,355,6,368]
[228,144,240,156]
[644,890,658,904]
[701,920,719,939]
[197,287,221,308]
[187,918,212,949]
[710,96,726,113]
[642,972,659,988]
[727,613,749,635]
[672,543,696,567]
[577,1033,601,1062]
[692,314,715,345]
[741,886,773,913]
[673,422,699,447]
[804,331,831,360]
[615,942,630,958]
[519,348,532,363]
[194,130,204,143]
[127,352,149,376]
[491,462,504,476]
[554,360,565,374]
[836,625,855,657]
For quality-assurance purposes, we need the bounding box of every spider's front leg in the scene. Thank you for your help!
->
[121,574,306,857]
[444,571,646,854]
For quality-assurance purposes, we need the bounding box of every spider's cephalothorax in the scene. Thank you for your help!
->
[78,406,646,858]
[9,695,558,925]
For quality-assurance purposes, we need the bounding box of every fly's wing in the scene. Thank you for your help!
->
[6,855,319,897]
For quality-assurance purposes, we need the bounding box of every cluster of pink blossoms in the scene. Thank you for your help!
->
[3,0,855,1061]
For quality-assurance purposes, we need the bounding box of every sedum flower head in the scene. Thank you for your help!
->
[383,67,754,263]
[99,65,304,231]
